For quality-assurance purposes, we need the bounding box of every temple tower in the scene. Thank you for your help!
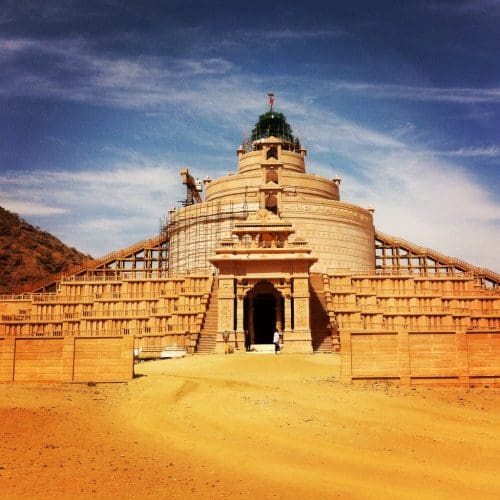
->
[167,108,376,274]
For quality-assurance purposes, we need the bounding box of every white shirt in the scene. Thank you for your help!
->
[273,331,280,343]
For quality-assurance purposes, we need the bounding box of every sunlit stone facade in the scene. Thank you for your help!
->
[0,106,498,384]
[168,135,374,274]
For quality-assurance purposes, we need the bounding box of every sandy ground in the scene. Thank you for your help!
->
[1,354,499,499]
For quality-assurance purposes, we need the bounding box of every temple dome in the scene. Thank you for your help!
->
[251,111,301,149]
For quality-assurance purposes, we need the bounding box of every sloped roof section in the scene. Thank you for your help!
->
[375,230,499,288]
[18,234,169,293]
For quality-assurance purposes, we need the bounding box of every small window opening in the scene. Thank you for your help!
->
[266,146,278,160]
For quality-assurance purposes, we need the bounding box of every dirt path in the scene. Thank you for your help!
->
[1,354,499,499]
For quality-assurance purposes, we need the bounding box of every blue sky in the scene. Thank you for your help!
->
[1,0,499,272]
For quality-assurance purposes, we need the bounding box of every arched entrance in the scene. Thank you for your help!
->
[245,281,283,344]
[210,208,317,353]
[253,294,276,343]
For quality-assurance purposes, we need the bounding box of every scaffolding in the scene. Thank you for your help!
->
[162,199,252,274]
[24,215,499,294]
[21,235,170,293]
[375,230,500,288]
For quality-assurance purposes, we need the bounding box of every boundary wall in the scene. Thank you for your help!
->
[340,329,499,387]
[0,335,134,382]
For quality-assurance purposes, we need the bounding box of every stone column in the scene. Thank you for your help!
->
[236,287,245,333]
[235,285,246,350]
[276,292,283,331]
[248,296,255,343]
[281,283,292,336]
[216,277,235,353]
[289,277,313,353]
[281,288,293,351]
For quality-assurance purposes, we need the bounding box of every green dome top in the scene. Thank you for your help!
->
[251,111,300,148]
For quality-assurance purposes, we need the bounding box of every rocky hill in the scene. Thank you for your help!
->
[0,207,90,294]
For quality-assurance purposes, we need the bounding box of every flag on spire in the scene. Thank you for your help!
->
[268,92,275,112]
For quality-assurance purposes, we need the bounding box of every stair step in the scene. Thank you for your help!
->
[196,280,218,353]
[310,273,334,353]
[247,344,277,354]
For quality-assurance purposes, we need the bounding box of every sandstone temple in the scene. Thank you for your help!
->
[1,103,499,384]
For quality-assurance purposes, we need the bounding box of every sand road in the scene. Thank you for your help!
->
[1,354,499,499]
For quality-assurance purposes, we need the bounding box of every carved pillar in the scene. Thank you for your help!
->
[236,281,251,349]
[293,296,310,331]
[293,278,310,331]
[276,291,283,331]
[289,276,313,353]
[216,277,235,353]
[236,286,245,333]
[283,292,292,334]
[248,295,255,343]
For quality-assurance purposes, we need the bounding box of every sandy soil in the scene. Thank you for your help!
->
[1,353,499,499]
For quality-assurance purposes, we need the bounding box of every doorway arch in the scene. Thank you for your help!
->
[245,281,283,344]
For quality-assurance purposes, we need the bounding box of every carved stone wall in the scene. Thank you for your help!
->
[0,274,214,357]
[325,272,500,386]
[284,200,374,272]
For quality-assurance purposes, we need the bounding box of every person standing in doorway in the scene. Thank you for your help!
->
[273,329,280,354]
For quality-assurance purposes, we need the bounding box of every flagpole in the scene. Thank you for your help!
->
[268,92,275,113]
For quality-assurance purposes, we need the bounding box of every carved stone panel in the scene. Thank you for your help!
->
[218,298,234,332]
[218,278,234,298]
[293,297,310,330]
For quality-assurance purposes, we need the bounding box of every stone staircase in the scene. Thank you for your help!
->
[196,279,218,354]
[309,273,334,353]
[321,274,340,352]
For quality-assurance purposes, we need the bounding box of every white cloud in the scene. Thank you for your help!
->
[5,32,497,127]
[0,199,68,216]
[437,146,500,157]
[301,104,499,274]
[0,163,182,257]
[0,38,32,54]
[0,35,498,273]
[423,0,500,16]
[329,81,500,104]
[0,36,236,108]
[318,151,500,273]
[296,109,403,151]
[261,29,347,40]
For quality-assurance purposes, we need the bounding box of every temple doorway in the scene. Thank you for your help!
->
[245,281,283,344]
[253,294,276,343]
